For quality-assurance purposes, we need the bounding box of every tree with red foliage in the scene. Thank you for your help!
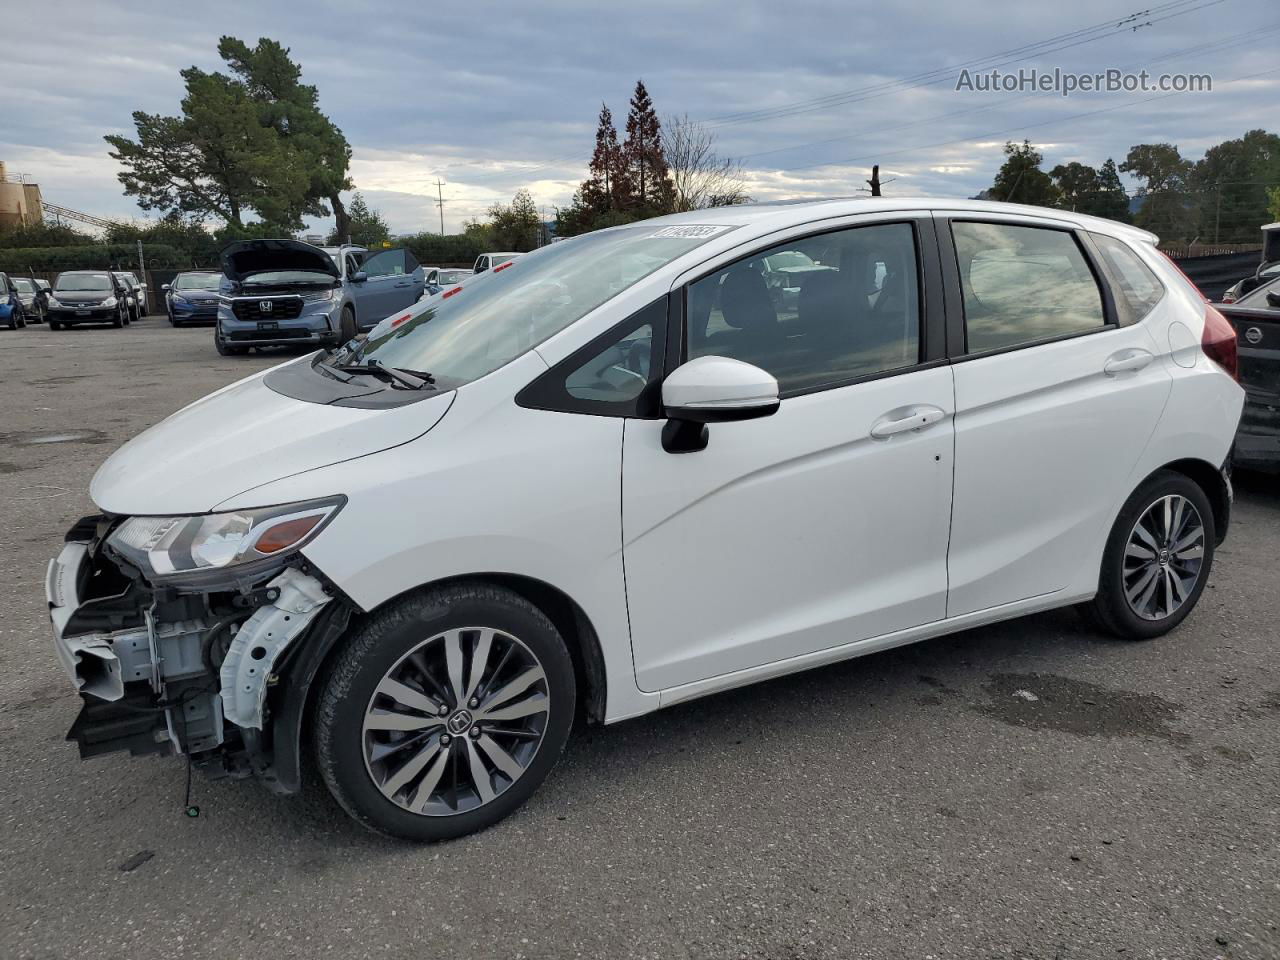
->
[582,103,628,214]
[622,80,672,212]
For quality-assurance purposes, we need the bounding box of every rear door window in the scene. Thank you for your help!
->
[952,221,1108,353]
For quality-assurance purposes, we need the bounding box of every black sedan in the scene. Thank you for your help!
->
[46,271,131,329]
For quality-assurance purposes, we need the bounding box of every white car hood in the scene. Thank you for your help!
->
[90,368,454,515]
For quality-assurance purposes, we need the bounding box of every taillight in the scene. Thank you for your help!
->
[1201,304,1239,381]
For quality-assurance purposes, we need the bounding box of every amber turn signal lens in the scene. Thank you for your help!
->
[253,515,324,554]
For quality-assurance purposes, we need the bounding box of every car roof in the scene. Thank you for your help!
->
[638,196,1161,246]
[481,252,522,257]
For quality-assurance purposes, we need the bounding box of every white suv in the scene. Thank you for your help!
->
[46,199,1243,841]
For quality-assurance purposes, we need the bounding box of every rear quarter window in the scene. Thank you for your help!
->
[1090,233,1166,325]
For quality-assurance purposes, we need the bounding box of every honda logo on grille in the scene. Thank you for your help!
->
[259,300,273,313]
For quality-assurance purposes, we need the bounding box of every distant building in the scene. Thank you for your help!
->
[0,162,44,229]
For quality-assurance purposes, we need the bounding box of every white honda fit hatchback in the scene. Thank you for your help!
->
[47,199,1243,840]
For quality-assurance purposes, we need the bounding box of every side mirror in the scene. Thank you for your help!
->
[1267,291,1280,308]
[352,271,368,283]
[161,284,171,292]
[660,356,779,453]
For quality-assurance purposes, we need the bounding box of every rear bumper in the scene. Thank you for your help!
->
[1233,392,1280,470]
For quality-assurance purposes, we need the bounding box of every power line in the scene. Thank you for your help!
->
[701,0,1226,128]
[772,63,1280,176]
[435,0,1229,187]
[735,20,1280,167]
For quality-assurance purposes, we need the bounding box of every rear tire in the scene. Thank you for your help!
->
[1083,470,1215,640]
[314,583,576,842]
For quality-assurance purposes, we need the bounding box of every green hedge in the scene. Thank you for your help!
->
[399,233,484,267]
[0,243,188,273]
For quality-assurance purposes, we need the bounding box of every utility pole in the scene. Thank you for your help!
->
[1214,185,1222,245]
[137,240,146,312]
[435,178,448,234]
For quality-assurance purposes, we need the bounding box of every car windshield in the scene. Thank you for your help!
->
[175,272,223,290]
[55,273,112,292]
[12,278,34,293]
[766,252,816,269]
[242,270,333,286]
[350,223,735,384]
[1237,275,1280,309]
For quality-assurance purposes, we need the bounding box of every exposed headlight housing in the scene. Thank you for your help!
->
[105,497,344,585]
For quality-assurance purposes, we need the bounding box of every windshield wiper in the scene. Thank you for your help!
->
[327,359,435,390]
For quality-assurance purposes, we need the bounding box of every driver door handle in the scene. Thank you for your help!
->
[870,404,947,439]
[1103,348,1154,376]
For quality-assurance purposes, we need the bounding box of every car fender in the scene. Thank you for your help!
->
[213,351,660,725]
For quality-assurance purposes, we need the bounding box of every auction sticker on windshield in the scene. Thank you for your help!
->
[648,224,733,239]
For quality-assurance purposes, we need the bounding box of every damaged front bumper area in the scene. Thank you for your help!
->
[46,515,352,793]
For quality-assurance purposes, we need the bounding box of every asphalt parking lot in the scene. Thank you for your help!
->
[1,315,1278,960]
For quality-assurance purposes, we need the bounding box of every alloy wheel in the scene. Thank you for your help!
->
[1123,494,1205,621]
[362,627,550,816]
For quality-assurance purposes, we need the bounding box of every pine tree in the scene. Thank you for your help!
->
[583,103,627,214]
[1094,158,1131,223]
[622,80,672,212]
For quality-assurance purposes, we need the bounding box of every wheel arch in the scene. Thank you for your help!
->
[276,571,607,792]
[1156,457,1230,545]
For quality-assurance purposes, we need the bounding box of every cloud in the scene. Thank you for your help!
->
[2,0,1276,233]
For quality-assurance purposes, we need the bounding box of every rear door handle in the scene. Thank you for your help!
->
[870,404,947,439]
[1103,348,1154,376]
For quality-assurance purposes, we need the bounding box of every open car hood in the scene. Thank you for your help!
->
[90,360,453,515]
[220,238,341,283]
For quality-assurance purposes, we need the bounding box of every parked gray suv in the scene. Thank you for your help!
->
[215,239,425,356]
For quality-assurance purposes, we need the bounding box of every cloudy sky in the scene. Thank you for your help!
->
[2,0,1276,235]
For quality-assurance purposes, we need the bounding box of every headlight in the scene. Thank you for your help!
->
[106,497,344,582]
[102,297,118,307]
[302,288,337,303]
[48,296,64,308]
[172,294,190,305]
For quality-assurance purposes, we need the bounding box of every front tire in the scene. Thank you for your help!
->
[1085,470,1215,640]
[339,305,357,344]
[314,583,576,842]
[214,330,247,356]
